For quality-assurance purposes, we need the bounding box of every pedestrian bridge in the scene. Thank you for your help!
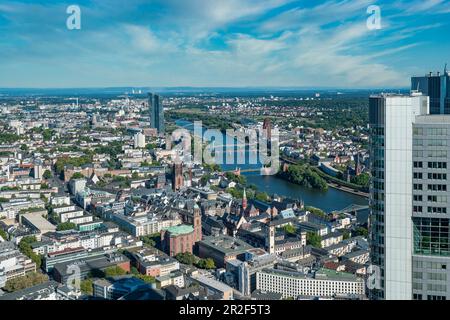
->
[331,204,369,215]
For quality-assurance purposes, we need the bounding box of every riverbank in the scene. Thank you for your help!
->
[327,183,369,198]
[245,174,368,213]
[175,119,368,212]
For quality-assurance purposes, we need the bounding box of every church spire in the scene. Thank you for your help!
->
[242,188,248,210]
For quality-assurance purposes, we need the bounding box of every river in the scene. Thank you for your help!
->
[175,120,369,215]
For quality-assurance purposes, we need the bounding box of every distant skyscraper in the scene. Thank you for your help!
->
[412,68,450,114]
[33,164,43,180]
[134,132,146,149]
[149,93,165,134]
[369,92,429,300]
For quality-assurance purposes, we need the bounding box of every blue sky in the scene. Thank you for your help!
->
[0,0,450,88]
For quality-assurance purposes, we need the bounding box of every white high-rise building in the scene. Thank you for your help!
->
[134,132,146,149]
[34,164,44,180]
[369,92,429,300]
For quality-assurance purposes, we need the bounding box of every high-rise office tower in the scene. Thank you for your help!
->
[134,132,146,149]
[149,93,165,134]
[411,115,450,301]
[369,92,429,300]
[412,68,450,115]
[33,164,43,180]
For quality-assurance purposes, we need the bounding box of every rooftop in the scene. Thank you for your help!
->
[259,268,362,282]
[21,213,57,232]
[315,268,361,281]
[199,235,253,255]
[165,224,194,236]
[415,114,450,124]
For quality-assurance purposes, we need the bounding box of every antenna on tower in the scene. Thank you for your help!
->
[445,63,448,74]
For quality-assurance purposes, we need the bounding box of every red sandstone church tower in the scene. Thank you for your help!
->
[263,118,272,142]
[193,204,202,242]
[172,163,184,191]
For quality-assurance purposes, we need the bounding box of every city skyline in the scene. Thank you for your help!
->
[1,0,450,88]
[3,0,450,305]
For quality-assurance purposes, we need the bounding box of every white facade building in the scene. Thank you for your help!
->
[134,132,146,149]
[256,269,365,299]
[369,93,429,300]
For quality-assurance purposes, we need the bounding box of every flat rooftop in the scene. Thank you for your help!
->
[259,268,361,282]
[415,115,450,124]
[199,235,253,255]
[22,213,56,232]
[190,273,233,293]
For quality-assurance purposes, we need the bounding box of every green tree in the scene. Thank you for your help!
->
[134,274,156,284]
[278,165,328,191]
[140,233,160,248]
[175,252,197,265]
[113,175,126,182]
[224,172,247,185]
[141,161,151,167]
[195,258,215,270]
[254,191,270,202]
[305,206,329,221]
[55,156,92,175]
[71,172,85,180]
[0,229,8,241]
[0,133,21,144]
[282,224,297,236]
[40,183,50,190]
[227,187,244,199]
[351,173,370,189]
[104,266,127,277]
[43,170,52,179]
[342,230,351,240]
[131,267,139,275]
[42,129,55,141]
[80,279,93,295]
[306,232,322,248]
[18,236,42,268]
[200,174,212,185]
[203,163,222,172]
[3,272,48,293]
[57,222,76,231]
[355,226,369,238]
[146,143,158,150]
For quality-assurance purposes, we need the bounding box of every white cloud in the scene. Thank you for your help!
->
[124,25,173,53]
[260,0,373,32]
[149,0,295,41]
[0,0,448,87]
[403,0,446,13]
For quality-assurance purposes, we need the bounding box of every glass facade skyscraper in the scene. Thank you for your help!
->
[149,93,165,134]
[412,71,450,115]
[411,116,450,300]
